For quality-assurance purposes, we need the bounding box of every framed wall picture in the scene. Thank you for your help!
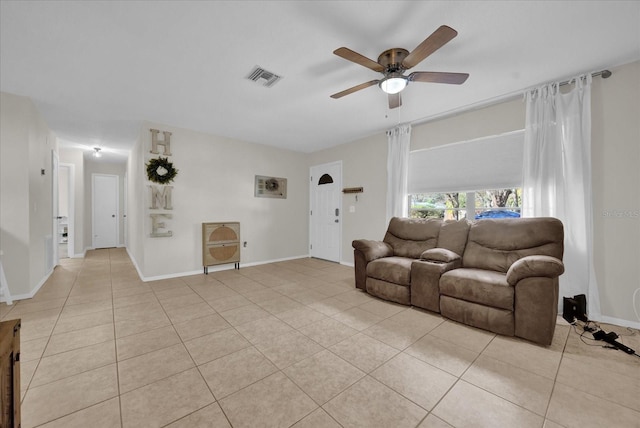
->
[255,175,287,199]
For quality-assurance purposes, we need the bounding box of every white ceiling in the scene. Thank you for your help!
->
[1,1,639,161]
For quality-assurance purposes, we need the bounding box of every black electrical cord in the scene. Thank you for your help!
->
[571,323,603,347]
[574,319,640,357]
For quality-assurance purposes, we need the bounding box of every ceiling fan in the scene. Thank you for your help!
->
[330,25,469,109]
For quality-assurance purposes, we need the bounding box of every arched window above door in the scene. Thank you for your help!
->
[318,174,334,185]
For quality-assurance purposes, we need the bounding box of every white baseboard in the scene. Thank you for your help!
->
[79,245,124,258]
[3,267,54,303]
[125,247,145,281]
[598,315,640,330]
[340,261,354,267]
[142,268,204,282]
[241,254,309,268]
[128,251,310,282]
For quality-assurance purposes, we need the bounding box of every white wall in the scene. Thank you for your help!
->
[0,92,30,298]
[58,165,69,218]
[0,91,56,298]
[591,61,640,325]
[126,132,145,274]
[129,122,310,279]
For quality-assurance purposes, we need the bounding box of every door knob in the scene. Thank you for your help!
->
[112,215,116,218]
[335,219,339,223]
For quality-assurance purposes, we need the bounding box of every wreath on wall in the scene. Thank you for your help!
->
[146,157,178,184]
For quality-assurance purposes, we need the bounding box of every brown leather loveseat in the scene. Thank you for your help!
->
[352,217,564,345]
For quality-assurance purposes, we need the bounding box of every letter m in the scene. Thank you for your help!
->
[149,185,173,210]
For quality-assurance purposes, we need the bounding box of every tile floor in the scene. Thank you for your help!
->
[1,248,639,428]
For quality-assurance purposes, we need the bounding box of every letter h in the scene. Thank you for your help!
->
[150,129,172,156]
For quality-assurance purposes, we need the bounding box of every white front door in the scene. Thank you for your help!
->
[310,161,342,262]
[92,174,119,249]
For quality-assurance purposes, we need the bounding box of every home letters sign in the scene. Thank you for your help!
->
[148,129,177,237]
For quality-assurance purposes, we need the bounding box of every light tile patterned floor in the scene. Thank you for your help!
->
[2,248,639,428]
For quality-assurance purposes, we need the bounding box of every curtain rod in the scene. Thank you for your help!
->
[558,69,612,87]
[411,69,613,127]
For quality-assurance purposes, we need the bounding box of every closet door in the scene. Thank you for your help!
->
[92,174,119,248]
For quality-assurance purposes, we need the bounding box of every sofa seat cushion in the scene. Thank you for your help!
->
[367,257,413,286]
[440,268,513,311]
[440,296,514,337]
[366,278,411,305]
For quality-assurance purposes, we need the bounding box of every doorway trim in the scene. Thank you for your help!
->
[123,172,128,248]
[59,163,75,258]
[52,150,59,269]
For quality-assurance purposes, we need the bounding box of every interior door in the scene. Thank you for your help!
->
[92,174,119,249]
[310,161,342,262]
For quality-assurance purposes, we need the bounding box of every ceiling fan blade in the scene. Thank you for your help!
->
[330,80,380,99]
[388,93,402,109]
[402,25,458,69]
[334,47,384,72]
[409,71,469,85]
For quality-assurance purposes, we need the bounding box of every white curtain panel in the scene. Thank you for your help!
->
[386,124,411,223]
[522,74,601,319]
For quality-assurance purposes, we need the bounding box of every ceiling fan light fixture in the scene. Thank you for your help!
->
[379,75,407,94]
[331,25,467,108]
[93,147,102,158]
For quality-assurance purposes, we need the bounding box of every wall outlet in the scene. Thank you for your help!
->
[349,205,355,213]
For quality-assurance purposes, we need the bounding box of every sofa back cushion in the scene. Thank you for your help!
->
[437,219,471,256]
[384,217,441,259]
[462,217,564,273]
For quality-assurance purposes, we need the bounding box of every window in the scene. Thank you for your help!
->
[409,192,468,220]
[407,131,524,219]
[318,173,333,185]
[408,130,524,194]
[409,188,522,220]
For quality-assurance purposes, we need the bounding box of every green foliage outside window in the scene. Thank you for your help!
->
[409,188,521,219]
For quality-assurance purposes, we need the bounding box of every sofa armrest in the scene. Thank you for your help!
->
[420,248,461,263]
[506,255,564,286]
[352,239,393,262]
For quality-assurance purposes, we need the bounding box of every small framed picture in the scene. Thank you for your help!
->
[255,175,287,199]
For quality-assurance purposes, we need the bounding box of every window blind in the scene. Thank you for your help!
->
[408,130,524,194]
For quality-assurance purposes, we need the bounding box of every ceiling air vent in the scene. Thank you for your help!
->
[246,66,282,88]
